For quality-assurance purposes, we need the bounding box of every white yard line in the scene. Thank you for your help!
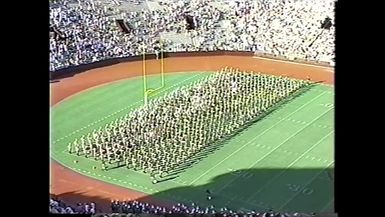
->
[189,91,327,185]
[243,130,334,201]
[318,83,334,87]
[53,73,203,144]
[52,74,146,109]
[219,194,270,210]
[170,179,271,210]
[239,144,329,166]
[320,198,334,212]
[277,161,335,211]
[215,108,333,194]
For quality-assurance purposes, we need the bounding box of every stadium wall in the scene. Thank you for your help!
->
[50,51,332,81]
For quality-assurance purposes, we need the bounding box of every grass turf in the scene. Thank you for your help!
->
[51,71,334,213]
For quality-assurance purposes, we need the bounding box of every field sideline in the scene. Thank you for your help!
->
[51,71,334,213]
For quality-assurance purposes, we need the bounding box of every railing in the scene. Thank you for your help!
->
[50,50,332,80]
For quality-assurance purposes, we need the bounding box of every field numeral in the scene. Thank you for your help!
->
[287,184,314,195]
[321,103,333,108]
[228,168,253,179]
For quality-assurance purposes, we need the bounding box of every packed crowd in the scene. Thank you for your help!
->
[49,0,335,71]
[49,197,317,216]
[67,67,311,180]
[109,200,316,216]
[49,197,96,214]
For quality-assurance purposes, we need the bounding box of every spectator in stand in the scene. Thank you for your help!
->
[106,199,316,216]
[49,196,97,214]
[50,0,335,70]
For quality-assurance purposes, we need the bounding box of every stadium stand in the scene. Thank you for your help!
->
[49,0,335,72]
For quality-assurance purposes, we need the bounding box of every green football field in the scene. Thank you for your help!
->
[51,71,334,213]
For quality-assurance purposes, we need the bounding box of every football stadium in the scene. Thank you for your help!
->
[50,0,335,216]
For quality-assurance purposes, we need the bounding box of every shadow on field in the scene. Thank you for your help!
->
[51,83,332,214]
[52,167,334,214]
[149,168,334,214]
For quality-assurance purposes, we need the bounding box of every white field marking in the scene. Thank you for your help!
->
[316,176,333,181]
[278,161,335,211]
[53,73,203,143]
[252,56,334,71]
[216,107,333,193]
[279,118,332,129]
[244,131,333,201]
[170,180,185,185]
[219,193,269,210]
[320,199,334,212]
[189,91,327,185]
[51,71,203,108]
[314,88,334,93]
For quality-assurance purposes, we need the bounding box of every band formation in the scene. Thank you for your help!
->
[67,68,312,182]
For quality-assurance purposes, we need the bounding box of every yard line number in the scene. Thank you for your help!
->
[228,168,254,179]
[321,103,333,108]
[286,184,314,195]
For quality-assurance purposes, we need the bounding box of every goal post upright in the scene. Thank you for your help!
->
[160,39,165,87]
[142,40,148,106]
[142,37,166,106]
